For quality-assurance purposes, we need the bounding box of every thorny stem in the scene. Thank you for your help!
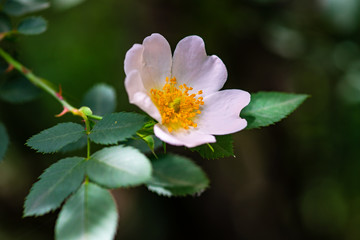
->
[0,47,103,121]
[0,47,100,183]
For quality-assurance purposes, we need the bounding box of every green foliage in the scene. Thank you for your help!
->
[0,58,8,73]
[146,154,209,197]
[82,83,116,116]
[89,112,146,145]
[17,16,47,35]
[3,0,49,16]
[0,76,40,103]
[59,135,87,153]
[24,157,86,217]
[191,135,234,159]
[86,146,152,188]
[27,122,86,153]
[125,135,162,154]
[0,122,9,162]
[53,0,86,10]
[241,92,308,129]
[55,182,118,240]
[0,13,11,33]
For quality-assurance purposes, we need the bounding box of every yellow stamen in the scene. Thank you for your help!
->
[150,77,204,132]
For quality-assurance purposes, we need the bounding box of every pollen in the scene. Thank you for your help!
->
[150,77,204,132]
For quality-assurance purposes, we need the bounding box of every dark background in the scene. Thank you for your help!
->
[1,0,360,239]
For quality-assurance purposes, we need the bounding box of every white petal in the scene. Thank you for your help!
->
[154,124,216,148]
[124,33,172,90]
[124,70,161,122]
[196,89,250,135]
[171,35,227,95]
[124,43,144,75]
[142,33,172,89]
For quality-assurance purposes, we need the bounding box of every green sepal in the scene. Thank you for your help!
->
[24,157,86,217]
[146,154,209,197]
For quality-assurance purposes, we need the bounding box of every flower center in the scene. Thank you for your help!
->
[150,77,204,133]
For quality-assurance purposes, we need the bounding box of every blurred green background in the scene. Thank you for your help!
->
[1,0,360,239]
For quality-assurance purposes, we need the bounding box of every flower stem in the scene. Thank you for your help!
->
[0,48,98,184]
[0,47,103,120]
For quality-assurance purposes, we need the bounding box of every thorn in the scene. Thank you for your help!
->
[21,66,30,74]
[55,107,69,117]
[55,84,63,100]
[5,64,14,73]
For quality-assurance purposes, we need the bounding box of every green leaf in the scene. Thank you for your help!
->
[59,135,87,153]
[0,13,11,33]
[27,122,86,153]
[87,145,152,188]
[53,0,86,10]
[0,123,9,162]
[3,0,50,16]
[24,157,86,217]
[146,154,209,197]
[191,135,234,159]
[82,83,116,116]
[89,112,146,145]
[125,135,162,154]
[241,92,308,129]
[17,16,47,35]
[0,76,40,103]
[55,182,118,240]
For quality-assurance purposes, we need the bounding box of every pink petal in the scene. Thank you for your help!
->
[196,89,250,135]
[124,70,161,122]
[154,124,216,148]
[171,36,227,95]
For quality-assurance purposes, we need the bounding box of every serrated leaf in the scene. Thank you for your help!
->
[17,16,47,35]
[82,83,116,116]
[89,112,146,145]
[24,157,86,217]
[3,0,50,16]
[0,76,40,103]
[27,122,86,153]
[241,92,308,129]
[0,123,9,163]
[191,135,234,159]
[146,154,209,197]
[59,135,87,153]
[55,182,118,240]
[87,146,152,188]
[0,13,11,33]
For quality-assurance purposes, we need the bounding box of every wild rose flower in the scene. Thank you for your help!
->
[124,33,250,148]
